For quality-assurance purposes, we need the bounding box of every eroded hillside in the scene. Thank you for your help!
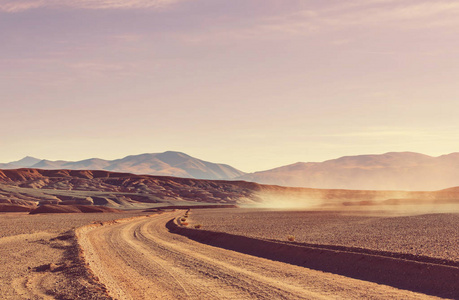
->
[1,168,459,212]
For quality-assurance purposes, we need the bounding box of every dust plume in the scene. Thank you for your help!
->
[248,187,459,215]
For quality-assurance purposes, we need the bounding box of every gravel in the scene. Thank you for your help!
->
[0,212,147,238]
[190,208,459,262]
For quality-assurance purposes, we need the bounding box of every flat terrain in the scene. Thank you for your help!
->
[1,207,457,299]
[78,210,436,299]
[0,212,145,238]
[189,208,459,262]
[0,211,147,299]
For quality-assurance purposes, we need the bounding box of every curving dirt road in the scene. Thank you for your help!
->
[78,211,439,300]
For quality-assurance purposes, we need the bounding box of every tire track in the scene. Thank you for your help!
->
[168,216,459,299]
[78,211,439,300]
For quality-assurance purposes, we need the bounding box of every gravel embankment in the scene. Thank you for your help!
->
[189,208,459,262]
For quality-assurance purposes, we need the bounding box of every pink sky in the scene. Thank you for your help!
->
[1,0,459,172]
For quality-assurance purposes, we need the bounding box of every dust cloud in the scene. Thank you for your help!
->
[248,191,322,209]
[245,189,459,216]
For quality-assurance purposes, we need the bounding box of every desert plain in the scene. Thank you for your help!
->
[0,169,458,299]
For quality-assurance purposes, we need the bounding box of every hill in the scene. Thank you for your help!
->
[0,168,458,211]
[2,151,245,180]
[238,152,459,190]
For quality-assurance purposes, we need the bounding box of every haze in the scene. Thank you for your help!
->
[1,0,458,172]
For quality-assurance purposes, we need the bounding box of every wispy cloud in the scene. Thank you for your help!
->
[320,1,459,29]
[0,0,185,12]
[255,1,459,38]
[317,126,459,139]
[173,0,459,45]
[66,61,138,79]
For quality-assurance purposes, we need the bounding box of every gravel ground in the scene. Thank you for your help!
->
[0,212,147,238]
[0,211,150,299]
[189,208,459,262]
[79,211,435,300]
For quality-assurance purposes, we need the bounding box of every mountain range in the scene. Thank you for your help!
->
[239,152,459,191]
[2,151,459,191]
[0,151,245,180]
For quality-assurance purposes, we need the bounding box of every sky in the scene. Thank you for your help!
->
[1,0,459,172]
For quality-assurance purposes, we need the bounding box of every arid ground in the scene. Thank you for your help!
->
[1,168,458,299]
[77,210,444,300]
[188,207,459,262]
[1,206,457,299]
[0,211,147,299]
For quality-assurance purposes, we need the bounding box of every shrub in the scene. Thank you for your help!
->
[194,224,202,229]
[181,217,187,222]
[287,235,295,242]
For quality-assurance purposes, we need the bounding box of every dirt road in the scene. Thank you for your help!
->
[78,211,438,300]
[0,212,138,300]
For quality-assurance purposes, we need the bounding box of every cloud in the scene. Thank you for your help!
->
[317,126,459,139]
[170,0,459,46]
[233,1,459,39]
[0,0,185,12]
[325,1,459,28]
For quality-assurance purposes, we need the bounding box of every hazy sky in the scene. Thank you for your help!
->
[1,0,459,172]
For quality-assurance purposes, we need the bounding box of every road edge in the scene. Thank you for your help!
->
[167,215,459,299]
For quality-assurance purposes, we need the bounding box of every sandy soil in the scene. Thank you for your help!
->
[0,212,144,238]
[2,208,456,299]
[189,208,459,262]
[78,210,439,300]
[0,211,146,299]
